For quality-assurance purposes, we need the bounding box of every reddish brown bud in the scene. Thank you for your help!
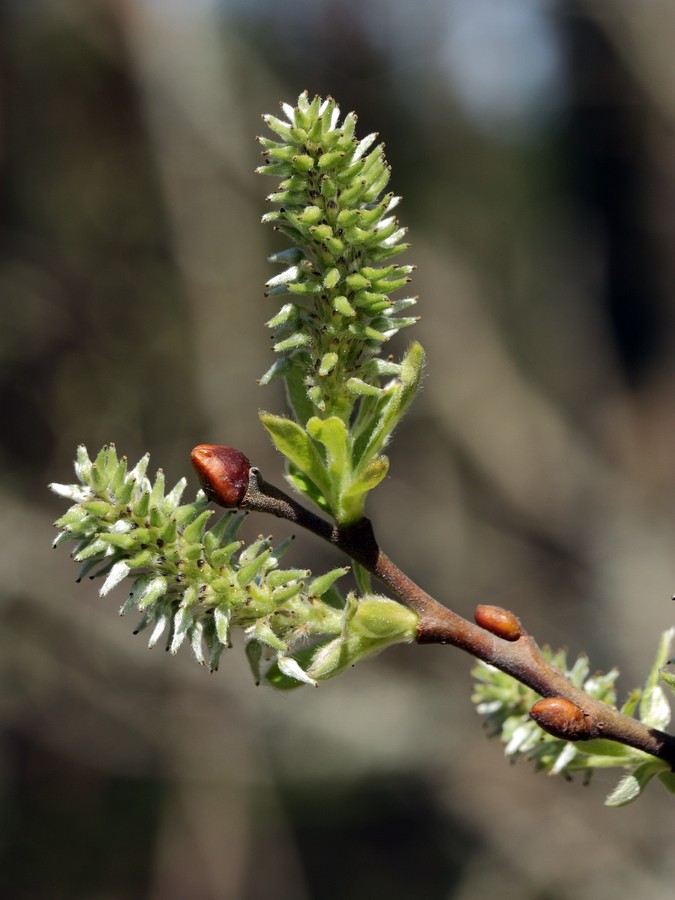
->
[474,604,522,641]
[530,697,593,741]
[191,445,251,508]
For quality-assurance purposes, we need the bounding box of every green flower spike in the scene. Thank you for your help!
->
[50,444,418,686]
[257,92,425,525]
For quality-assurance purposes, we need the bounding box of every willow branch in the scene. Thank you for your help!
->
[242,468,675,769]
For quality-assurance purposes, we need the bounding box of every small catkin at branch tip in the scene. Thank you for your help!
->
[474,605,523,641]
[530,697,594,741]
[191,445,251,508]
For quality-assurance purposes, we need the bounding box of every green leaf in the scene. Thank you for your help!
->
[352,562,372,596]
[661,665,675,695]
[651,627,675,697]
[639,685,671,730]
[344,456,389,498]
[605,762,663,807]
[245,640,263,685]
[658,770,675,795]
[352,341,425,471]
[339,457,389,524]
[574,739,641,763]
[303,414,393,524]
[620,688,642,717]
[260,411,331,503]
[306,415,350,487]
[640,627,674,727]
[286,465,331,513]
[645,627,675,691]
[350,389,397,466]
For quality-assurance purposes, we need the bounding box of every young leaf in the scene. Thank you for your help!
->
[352,341,425,471]
[259,412,332,505]
[605,762,663,807]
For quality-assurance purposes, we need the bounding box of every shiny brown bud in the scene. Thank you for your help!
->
[474,604,522,641]
[530,697,593,741]
[191,444,251,508]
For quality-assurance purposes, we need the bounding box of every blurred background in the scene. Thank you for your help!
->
[2,0,675,897]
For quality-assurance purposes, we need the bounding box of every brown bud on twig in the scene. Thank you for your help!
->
[530,697,594,741]
[191,445,251,508]
[474,605,522,641]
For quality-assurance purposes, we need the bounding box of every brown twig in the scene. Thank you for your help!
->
[242,468,675,769]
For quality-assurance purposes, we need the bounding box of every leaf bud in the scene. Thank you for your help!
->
[474,604,522,641]
[191,445,251,508]
[529,697,593,741]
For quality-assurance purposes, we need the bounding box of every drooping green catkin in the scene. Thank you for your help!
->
[258,91,418,421]
[51,444,417,685]
[471,629,675,805]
